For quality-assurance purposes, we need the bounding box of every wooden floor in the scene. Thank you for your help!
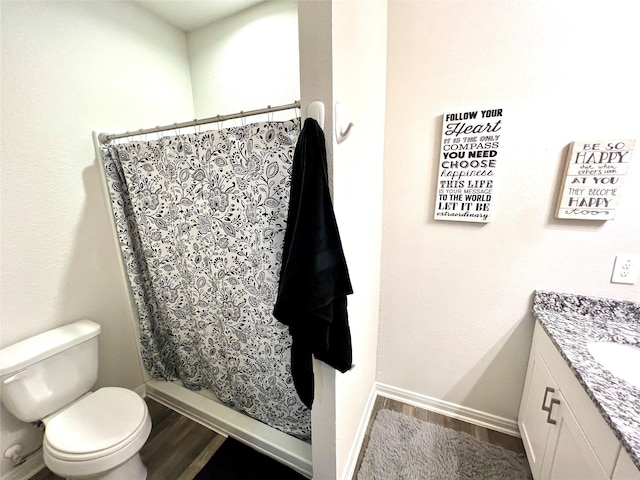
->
[31,395,525,479]
[351,396,526,480]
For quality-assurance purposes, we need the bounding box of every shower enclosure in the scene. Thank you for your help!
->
[98,116,312,476]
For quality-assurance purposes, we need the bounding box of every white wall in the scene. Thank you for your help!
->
[297,2,387,479]
[0,1,193,476]
[379,0,640,428]
[188,1,299,119]
[332,1,387,479]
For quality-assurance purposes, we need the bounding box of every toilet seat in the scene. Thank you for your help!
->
[46,387,146,459]
[43,387,152,477]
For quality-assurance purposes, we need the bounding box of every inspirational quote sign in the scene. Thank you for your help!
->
[556,139,635,220]
[434,108,503,223]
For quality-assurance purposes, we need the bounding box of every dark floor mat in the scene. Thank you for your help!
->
[195,437,307,479]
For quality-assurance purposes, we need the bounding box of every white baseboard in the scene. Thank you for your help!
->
[133,383,146,397]
[1,450,44,480]
[375,382,520,437]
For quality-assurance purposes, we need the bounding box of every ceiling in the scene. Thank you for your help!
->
[135,0,264,32]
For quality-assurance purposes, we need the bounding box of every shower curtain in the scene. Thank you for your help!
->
[101,118,311,439]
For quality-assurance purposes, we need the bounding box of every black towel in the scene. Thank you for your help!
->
[273,117,353,409]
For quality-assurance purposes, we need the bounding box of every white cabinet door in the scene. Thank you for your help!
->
[540,391,609,480]
[613,449,640,480]
[519,345,557,479]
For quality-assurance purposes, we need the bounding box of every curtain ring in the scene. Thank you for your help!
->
[156,126,162,141]
[240,112,246,127]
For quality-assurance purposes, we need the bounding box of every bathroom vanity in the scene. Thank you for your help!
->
[518,291,640,480]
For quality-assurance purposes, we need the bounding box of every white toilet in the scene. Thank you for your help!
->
[0,319,152,479]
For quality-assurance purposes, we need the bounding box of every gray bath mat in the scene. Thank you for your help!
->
[357,409,532,480]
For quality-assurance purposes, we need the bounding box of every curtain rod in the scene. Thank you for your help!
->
[98,100,301,144]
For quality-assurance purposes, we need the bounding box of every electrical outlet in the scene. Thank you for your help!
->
[611,254,640,285]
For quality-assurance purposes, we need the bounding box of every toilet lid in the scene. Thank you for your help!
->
[45,387,147,455]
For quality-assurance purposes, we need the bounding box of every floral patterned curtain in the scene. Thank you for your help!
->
[101,119,310,439]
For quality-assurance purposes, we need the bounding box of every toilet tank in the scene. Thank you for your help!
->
[0,319,101,422]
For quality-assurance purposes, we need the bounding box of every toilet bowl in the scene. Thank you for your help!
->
[43,387,152,479]
[0,320,152,480]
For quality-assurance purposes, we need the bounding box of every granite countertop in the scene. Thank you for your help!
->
[533,290,640,470]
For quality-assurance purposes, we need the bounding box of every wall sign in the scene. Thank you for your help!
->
[556,139,635,220]
[434,108,504,223]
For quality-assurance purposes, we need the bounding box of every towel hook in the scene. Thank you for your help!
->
[335,102,354,144]
[307,101,325,130]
